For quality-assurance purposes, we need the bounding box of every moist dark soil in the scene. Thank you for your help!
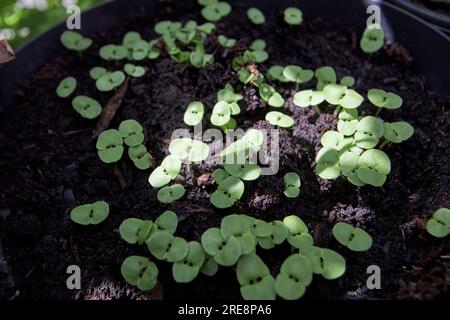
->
[0,2,449,300]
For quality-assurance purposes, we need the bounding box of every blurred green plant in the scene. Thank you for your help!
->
[0,0,103,49]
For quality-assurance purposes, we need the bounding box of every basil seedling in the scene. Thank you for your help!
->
[237,253,276,300]
[148,155,182,188]
[60,31,92,51]
[284,7,303,25]
[157,184,186,204]
[71,96,102,119]
[332,222,373,252]
[360,25,385,53]
[247,8,266,25]
[70,201,109,225]
[426,208,450,238]
[121,256,158,291]
[275,254,313,300]
[56,77,77,98]
[284,172,301,198]
[265,111,295,128]
[96,129,124,164]
[173,241,206,283]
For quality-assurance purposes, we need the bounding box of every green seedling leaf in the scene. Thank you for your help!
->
[157,184,186,204]
[337,108,359,136]
[283,65,313,84]
[340,76,355,87]
[121,256,158,291]
[201,1,232,21]
[96,71,126,92]
[148,40,161,59]
[211,101,232,126]
[265,111,294,128]
[210,176,245,209]
[283,215,313,250]
[200,255,219,276]
[302,247,346,280]
[71,95,102,119]
[315,147,340,179]
[122,31,141,49]
[154,20,173,35]
[257,220,289,249]
[339,150,365,187]
[332,222,373,252]
[426,208,450,238]
[323,84,364,109]
[128,144,153,170]
[222,117,237,133]
[250,39,266,51]
[224,163,261,181]
[284,7,303,25]
[70,201,109,225]
[247,8,265,25]
[284,172,301,198]
[147,230,188,262]
[293,90,324,108]
[360,25,385,53]
[368,89,403,110]
[148,155,182,188]
[169,138,209,162]
[354,116,384,149]
[383,121,414,143]
[130,40,149,60]
[197,22,216,34]
[201,227,242,266]
[221,214,256,254]
[119,119,145,147]
[268,65,289,82]
[60,31,92,51]
[56,77,77,98]
[173,241,205,283]
[357,149,391,187]
[184,101,205,126]
[259,84,284,107]
[213,168,230,184]
[124,63,146,78]
[89,67,108,80]
[237,253,276,300]
[275,253,313,300]
[96,129,124,163]
[315,66,336,90]
[119,218,154,245]
[152,210,178,235]
[99,44,128,60]
[218,35,236,48]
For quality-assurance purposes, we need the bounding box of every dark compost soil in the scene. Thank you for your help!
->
[0,2,449,300]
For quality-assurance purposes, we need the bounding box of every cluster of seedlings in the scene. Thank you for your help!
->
[58,1,447,300]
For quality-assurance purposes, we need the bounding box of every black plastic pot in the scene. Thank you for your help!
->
[388,0,450,34]
[0,0,449,298]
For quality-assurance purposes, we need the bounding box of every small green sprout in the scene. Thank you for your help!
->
[283,65,314,85]
[213,168,230,183]
[265,111,295,128]
[71,96,102,119]
[224,163,261,181]
[184,101,204,126]
[354,116,384,149]
[340,76,355,87]
[154,20,175,35]
[357,149,391,186]
[247,8,265,25]
[268,65,289,82]
[96,71,126,92]
[128,144,153,170]
[157,184,186,204]
[237,253,276,300]
[259,84,285,107]
[211,101,232,126]
[284,7,303,25]
[60,31,92,51]
[122,31,142,49]
[119,119,144,147]
[221,118,237,133]
[218,35,236,48]
[293,90,324,112]
[96,129,124,164]
[426,208,450,238]
[89,67,108,80]
[302,246,346,280]
[256,220,288,249]
[283,215,313,250]
[332,222,373,252]
[221,214,256,254]
[201,227,242,266]
[124,64,146,78]
[275,254,312,300]
[169,138,209,162]
[210,176,245,208]
[316,147,340,180]
[197,22,216,34]
[121,256,158,291]
[190,43,214,68]
[148,155,182,188]
[120,218,154,245]
[284,172,301,198]
[250,39,266,51]
[99,44,128,60]
[337,108,359,136]
[220,129,264,161]
[173,241,205,283]
[218,83,243,105]
[153,210,178,234]
[368,89,403,111]
[147,230,188,262]
[200,254,219,276]
[383,121,414,143]
[70,201,109,225]
[360,25,385,53]
[148,40,161,59]
[198,0,218,5]
[201,1,232,22]
[56,77,77,98]
[323,84,364,109]
[130,40,149,60]
[315,66,336,91]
